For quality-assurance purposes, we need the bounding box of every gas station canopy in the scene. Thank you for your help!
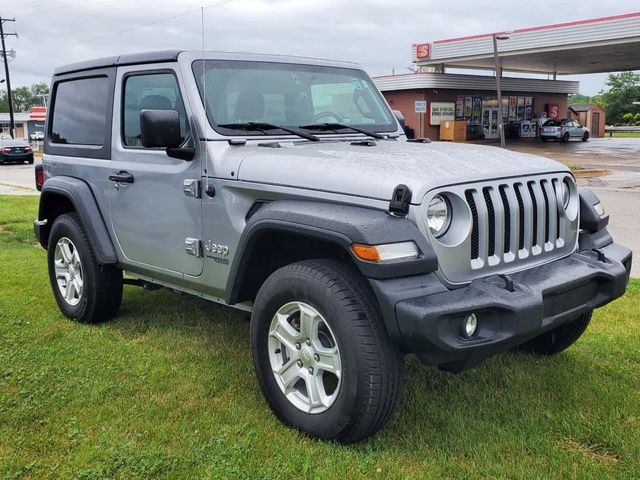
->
[413,12,640,75]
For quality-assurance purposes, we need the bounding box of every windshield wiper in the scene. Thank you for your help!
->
[298,122,385,140]
[217,122,319,142]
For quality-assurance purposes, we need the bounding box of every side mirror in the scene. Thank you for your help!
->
[140,109,182,149]
[393,109,406,128]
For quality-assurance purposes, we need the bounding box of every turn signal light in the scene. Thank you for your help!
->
[351,244,381,262]
[351,241,419,263]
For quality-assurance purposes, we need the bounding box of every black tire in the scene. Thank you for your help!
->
[582,131,589,142]
[47,213,122,323]
[251,259,405,443]
[562,132,570,143]
[28,158,34,164]
[541,137,548,142]
[514,312,592,355]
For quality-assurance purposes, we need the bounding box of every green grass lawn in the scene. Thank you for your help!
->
[1,195,639,479]
[607,132,640,138]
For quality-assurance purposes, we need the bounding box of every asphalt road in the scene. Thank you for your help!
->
[1,138,638,276]
[0,156,40,195]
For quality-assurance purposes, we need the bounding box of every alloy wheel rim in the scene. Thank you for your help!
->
[54,237,83,306]
[268,301,342,414]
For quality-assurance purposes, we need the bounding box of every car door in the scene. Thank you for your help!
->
[108,64,203,277]
[570,121,580,138]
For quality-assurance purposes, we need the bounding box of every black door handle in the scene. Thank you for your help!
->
[109,171,134,183]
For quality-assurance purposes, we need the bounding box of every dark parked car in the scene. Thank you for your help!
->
[0,139,34,164]
[540,119,589,142]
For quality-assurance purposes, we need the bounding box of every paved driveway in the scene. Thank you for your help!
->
[0,156,41,195]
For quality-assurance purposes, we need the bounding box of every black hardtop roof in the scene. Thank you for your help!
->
[54,50,183,76]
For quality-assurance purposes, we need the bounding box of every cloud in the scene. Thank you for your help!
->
[1,0,636,94]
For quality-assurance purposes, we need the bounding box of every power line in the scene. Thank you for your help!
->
[4,0,65,16]
[0,16,17,138]
[74,0,235,48]
[35,0,235,57]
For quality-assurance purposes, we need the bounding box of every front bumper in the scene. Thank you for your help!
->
[371,242,632,372]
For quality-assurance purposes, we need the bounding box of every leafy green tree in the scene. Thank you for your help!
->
[623,112,634,124]
[0,82,50,113]
[568,94,592,106]
[599,72,640,125]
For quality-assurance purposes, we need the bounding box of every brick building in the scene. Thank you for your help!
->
[374,73,576,141]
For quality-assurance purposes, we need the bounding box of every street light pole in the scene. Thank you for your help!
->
[492,33,507,149]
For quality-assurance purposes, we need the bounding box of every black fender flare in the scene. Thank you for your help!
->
[225,200,437,305]
[36,176,118,264]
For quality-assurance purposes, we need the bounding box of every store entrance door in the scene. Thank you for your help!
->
[482,108,499,139]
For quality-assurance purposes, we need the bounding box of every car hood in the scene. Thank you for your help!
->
[236,139,569,203]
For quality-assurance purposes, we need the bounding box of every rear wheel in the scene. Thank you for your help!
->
[562,132,570,143]
[251,259,404,443]
[514,312,592,355]
[48,213,123,323]
[582,131,589,142]
[540,137,548,142]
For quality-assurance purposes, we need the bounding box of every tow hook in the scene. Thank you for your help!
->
[592,248,607,262]
[498,274,516,292]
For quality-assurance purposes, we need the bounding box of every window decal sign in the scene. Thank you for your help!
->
[455,96,464,120]
[430,102,455,125]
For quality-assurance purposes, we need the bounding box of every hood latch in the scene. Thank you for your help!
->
[389,184,412,217]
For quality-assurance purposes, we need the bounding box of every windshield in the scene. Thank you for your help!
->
[192,60,396,135]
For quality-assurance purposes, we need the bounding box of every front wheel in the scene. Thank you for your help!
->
[47,213,123,323]
[251,259,405,443]
[514,312,592,355]
[563,132,570,143]
[582,131,589,142]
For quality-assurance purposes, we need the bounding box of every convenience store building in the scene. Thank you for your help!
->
[373,12,640,141]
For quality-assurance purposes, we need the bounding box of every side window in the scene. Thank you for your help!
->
[50,76,110,145]
[123,72,188,147]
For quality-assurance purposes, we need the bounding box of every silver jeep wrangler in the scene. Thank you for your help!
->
[34,51,632,443]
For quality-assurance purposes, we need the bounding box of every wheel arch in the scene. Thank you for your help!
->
[225,200,437,306]
[36,176,118,264]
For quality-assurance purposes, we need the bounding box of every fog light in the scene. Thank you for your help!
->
[464,313,478,337]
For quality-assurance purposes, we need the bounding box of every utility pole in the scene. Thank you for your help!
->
[0,17,17,139]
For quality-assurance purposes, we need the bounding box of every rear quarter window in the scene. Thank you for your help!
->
[45,68,115,159]
[50,77,110,145]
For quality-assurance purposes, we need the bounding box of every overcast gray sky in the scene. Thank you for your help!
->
[1,0,637,95]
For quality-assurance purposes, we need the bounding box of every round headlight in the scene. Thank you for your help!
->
[561,178,571,208]
[427,194,451,238]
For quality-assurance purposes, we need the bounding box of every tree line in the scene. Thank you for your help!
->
[0,82,49,113]
[569,72,640,125]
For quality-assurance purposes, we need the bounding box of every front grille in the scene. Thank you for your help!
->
[465,176,568,268]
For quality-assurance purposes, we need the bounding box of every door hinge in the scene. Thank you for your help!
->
[183,179,201,199]
[184,238,203,258]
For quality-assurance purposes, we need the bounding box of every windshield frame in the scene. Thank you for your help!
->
[191,59,398,137]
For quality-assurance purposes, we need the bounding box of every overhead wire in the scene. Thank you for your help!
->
[31,0,234,57]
